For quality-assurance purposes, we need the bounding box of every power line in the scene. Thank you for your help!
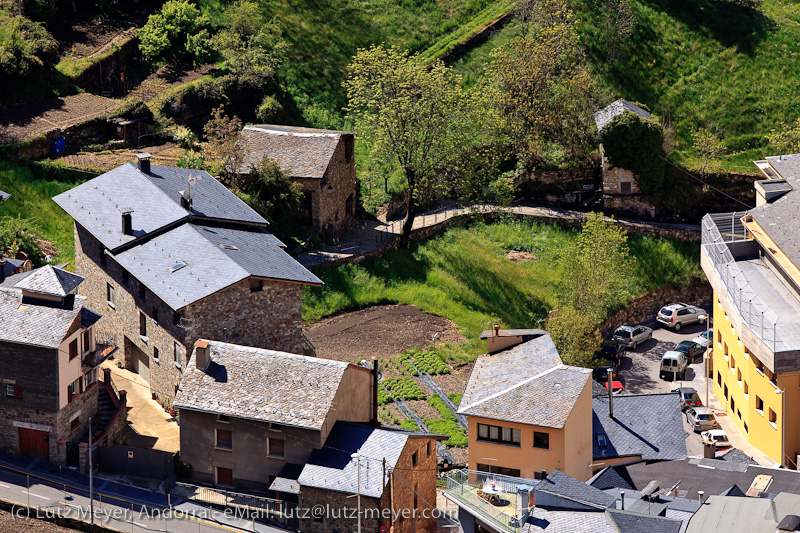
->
[659,155,753,210]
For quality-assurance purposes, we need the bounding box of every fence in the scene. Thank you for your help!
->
[444,469,527,533]
[97,446,176,480]
[701,213,779,351]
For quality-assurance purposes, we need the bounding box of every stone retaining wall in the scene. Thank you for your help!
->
[601,283,712,336]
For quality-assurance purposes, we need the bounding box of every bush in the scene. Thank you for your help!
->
[447,393,462,407]
[400,419,419,431]
[139,0,210,62]
[428,395,457,422]
[381,377,426,404]
[399,348,450,375]
[0,216,44,264]
[0,11,57,81]
[424,419,467,447]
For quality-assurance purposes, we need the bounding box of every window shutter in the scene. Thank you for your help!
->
[13,386,22,399]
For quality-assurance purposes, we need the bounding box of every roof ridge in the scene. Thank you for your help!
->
[460,363,565,412]
[205,339,349,368]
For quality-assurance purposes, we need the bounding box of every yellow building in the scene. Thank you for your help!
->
[701,154,800,468]
[458,331,594,481]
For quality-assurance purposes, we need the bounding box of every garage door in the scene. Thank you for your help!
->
[19,428,49,459]
[131,343,150,382]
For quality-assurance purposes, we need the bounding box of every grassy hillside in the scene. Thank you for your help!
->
[450,0,800,169]
[302,219,703,360]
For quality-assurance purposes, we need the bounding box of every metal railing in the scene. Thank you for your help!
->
[702,213,779,351]
[170,482,297,527]
[445,470,530,533]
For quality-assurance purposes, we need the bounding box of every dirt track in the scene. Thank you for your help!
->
[305,304,466,362]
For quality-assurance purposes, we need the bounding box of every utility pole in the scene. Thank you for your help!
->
[351,453,362,533]
[89,417,94,524]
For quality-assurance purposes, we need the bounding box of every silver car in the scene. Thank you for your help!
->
[686,406,720,433]
[657,303,707,331]
[612,325,653,349]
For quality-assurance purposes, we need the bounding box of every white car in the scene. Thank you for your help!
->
[701,429,731,448]
[692,329,713,349]
[657,303,706,331]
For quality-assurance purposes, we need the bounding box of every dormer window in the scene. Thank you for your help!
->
[597,434,608,447]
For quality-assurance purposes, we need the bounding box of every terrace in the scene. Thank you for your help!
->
[443,469,534,533]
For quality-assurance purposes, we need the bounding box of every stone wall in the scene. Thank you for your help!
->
[299,486,382,533]
[601,283,712,336]
[55,383,99,447]
[388,437,439,533]
[516,167,596,187]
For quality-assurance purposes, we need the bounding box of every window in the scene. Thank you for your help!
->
[84,368,97,389]
[139,282,146,300]
[82,329,91,354]
[744,381,749,397]
[250,279,263,292]
[717,372,722,387]
[737,409,741,420]
[169,262,187,273]
[412,451,418,466]
[755,357,764,375]
[6,384,14,397]
[769,408,777,426]
[153,347,159,363]
[122,270,129,284]
[106,283,115,307]
[534,431,550,449]
[724,384,728,400]
[174,342,182,368]
[534,470,547,480]
[730,354,735,370]
[724,343,728,357]
[756,395,764,414]
[426,441,431,457]
[216,467,233,486]
[268,438,285,458]
[731,397,736,413]
[152,307,158,325]
[596,434,608,447]
[69,339,79,360]
[70,415,80,430]
[216,429,233,450]
[737,369,742,383]
[139,312,147,338]
[217,415,230,423]
[476,423,521,446]
[743,421,748,433]
[67,377,82,402]
[717,329,722,345]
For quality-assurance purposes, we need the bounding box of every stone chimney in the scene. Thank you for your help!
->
[136,153,151,175]
[119,207,134,236]
[195,340,210,371]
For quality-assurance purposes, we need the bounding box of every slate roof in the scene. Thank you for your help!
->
[594,99,652,132]
[0,190,10,202]
[174,340,352,429]
[458,334,591,429]
[269,463,303,494]
[592,393,687,461]
[525,508,615,532]
[0,288,86,348]
[535,469,617,509]
[0,257,23,279]
[479,329,547,339]
[297,422,409,498]
[606,509,682,533]
[717,448,755,465]
[14,265,84,297]
[588,467,635,491]
[749,154,800,268]
[685,492,800,533]
[235,124,349,178]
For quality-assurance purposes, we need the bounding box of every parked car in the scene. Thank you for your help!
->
[686,406,720,432]
[604,381,626,395]
[593,361,618,383]
[672,386,702,411]
[657,303,707,331]
[692,329,713,349]
[701,429,731,448]
[595,339,626,364]
[674,340,705,362]
[660,350,690,380]
[612,325,653,349]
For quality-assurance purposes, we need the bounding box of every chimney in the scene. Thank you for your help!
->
[607,368,614,418]
[493,324,500,336]
[541,469,547,479]
[136,153,151,174]
[195,340,210,371]
[372,358,379,426]
[119,207,134,236]
[0,257,5,283]
[620,490,625,510]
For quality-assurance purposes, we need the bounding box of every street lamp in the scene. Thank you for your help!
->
[351,453,362,533]
[775,388,786,467]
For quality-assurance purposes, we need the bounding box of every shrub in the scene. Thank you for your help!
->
[400,418,418,431]
[399,348,450,375]
[381,377,426,403]
[447,393,463,407]
[424,419,467,447]
[428,395,457,422]
[139,0,211,62]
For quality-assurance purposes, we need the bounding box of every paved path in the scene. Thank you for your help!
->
[297,202,701,268]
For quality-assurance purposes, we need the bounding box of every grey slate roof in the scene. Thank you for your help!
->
[269,463,303,494]
[113,224,320,310]
[749,154,800,269]
[479,328,547,339]
[297,422,408,498]
[717,448,755,465]
[1,257,23,279]
[458,334,591,429]
[592,393,687,461]
[0,288,86,348]
[606,509,682,533]
[174,341,351,429]
[0,190,10,201]
[588,467,635,491]
[14,265,84,297]
[685,492,800,533]
[525,508,615,532]
[536,469,617,509]
[594,99,652,132]
[235,124,348,178]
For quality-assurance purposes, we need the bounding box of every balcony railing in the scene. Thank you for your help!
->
[702,213,778,351]
[444,469,532,533]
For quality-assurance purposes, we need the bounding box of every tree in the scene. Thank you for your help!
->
[0,11,57,81]
[203,105,243,175]
[491,0,596,165]
[547,307,603,368]
[0,216,43,263]
[604,0,635,62]
[138,0,210,63]
[344,45,490,244]
[692,128,725,178]
[244,156,303,240]
[557,212,633,323]
[598,110,666,195]
[767,118,800,155]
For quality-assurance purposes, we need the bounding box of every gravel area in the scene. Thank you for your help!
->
[0,509,83,533]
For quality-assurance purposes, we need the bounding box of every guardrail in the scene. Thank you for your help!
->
[444,470,528,533]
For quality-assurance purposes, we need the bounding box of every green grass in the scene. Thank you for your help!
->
[0,162,85,267]
[302,218,703,361]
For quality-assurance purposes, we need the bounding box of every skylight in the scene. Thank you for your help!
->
[169,262,188,273]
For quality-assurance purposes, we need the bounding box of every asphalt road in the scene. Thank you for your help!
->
[615,320,712,458]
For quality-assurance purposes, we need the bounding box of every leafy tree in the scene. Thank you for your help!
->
[490,0,596,165]
[256,95,282,122]
[138,0,210,63]
[546,307,602,368]
[557,212,633,323]
[0,216,43,263]
[598,110,666,195]
[203,105,243,175]
[176,150,205,169]
[244,157,303,240]
[345,45,493,244]
[0,10,57,80]
[692,128,725,178]
[767,118,800,155]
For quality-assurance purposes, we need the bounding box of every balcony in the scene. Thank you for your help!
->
[444,469,533,533]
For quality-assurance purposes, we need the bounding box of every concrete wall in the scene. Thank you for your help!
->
[320,366,374,442]
[561,380,593,482]
[179,408,323,492]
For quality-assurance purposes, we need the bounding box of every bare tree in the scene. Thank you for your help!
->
[604,0,635,62]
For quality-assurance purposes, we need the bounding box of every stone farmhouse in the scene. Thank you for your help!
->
[53,155,322,406]
[0,264,106,463]
[594,99,655,218]
[234,125,356,233]
[175,340,440,533]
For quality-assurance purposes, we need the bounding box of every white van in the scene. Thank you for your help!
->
[660,351,689,380]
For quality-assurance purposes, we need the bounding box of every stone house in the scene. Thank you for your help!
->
[0,265,106,464]
[174,339,376,492]
[594,99,656,218]
[458,332,594,481]
[234,125,357,233]
[53,156,322,407]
